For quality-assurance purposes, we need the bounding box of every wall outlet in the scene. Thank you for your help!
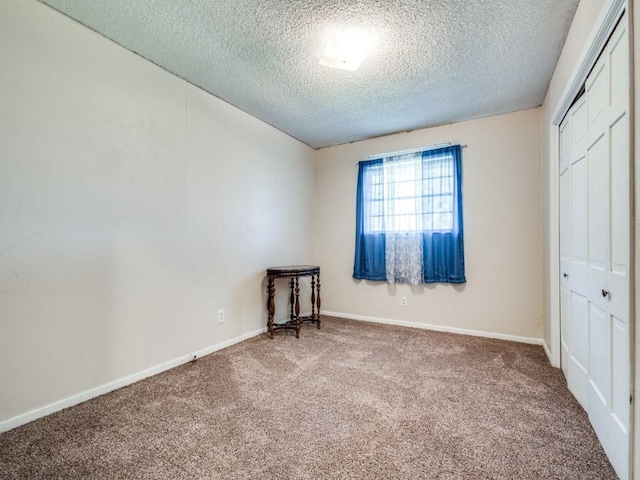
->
[217,309,225,323]
[401,296,407,307]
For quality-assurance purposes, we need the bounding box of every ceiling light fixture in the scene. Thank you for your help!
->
[319,28,375,71]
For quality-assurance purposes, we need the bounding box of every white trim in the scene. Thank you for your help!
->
[0,327,266,433]
[542,339,553,364]
[551,0,626,125]
[548,122,562,369]
[323,311,543,346]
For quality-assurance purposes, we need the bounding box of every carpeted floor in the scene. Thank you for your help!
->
[0,316,617,479]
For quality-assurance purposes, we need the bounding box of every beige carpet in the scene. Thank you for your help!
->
[0,316,617,479]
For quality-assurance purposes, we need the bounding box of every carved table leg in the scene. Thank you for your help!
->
[289,278,295,322]
[267,277,275,339]
[294,276,300,338]
[311,275,316,321]
[316,272,321,329]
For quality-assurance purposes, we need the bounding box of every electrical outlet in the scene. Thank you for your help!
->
[401,296,407,307]
[217,309,225,323]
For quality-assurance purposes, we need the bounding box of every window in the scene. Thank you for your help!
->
[364,151,455,233]
[353,145,466,284]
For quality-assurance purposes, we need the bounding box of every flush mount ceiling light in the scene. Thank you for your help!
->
[319,28,376,71]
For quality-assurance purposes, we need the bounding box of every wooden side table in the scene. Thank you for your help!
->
[266,265,321,338]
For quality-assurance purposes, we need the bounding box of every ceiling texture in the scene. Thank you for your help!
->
[40,0,580,149]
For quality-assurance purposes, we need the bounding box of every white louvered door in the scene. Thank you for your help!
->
[559,16,630,480]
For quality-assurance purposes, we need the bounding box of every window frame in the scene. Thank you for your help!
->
[362,150,457,235]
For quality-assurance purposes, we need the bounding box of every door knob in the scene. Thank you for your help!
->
[602,289,610,298]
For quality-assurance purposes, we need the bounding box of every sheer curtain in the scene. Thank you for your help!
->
[383,153,423,284]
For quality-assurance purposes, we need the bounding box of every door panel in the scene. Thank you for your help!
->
[610,113,629,278]
[569,291,589,409]
[612,315,629,427]
[570,153,588,295]
[609,25,628,114]
[587,133,608,312]
[571,99,588,162]
[588,302,610,462]
[610,313,629,479]
[562,96,589,408]
[587,59,607,143]
[588,302,610,407]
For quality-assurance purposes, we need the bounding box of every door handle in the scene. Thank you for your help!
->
[602,289,610,298]
[563,273,568,278]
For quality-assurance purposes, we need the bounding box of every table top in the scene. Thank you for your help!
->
[266,265,320,277]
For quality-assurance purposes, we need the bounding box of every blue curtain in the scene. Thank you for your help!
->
[353,145,466,284]
[353,158,386,280]
[422,146,465,283]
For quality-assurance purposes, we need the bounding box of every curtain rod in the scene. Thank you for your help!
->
[368,142,466,159]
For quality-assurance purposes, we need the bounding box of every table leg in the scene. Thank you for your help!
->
[291,277,300,338]
[316,272,321,329]
[267,277,275,339]
[289,278,295,322]
[294,276,300,319]
[311,275,316,321]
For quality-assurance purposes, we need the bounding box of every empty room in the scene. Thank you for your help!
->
[1,0,638,478]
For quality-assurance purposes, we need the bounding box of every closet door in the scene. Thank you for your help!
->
[559,16,630,480]
[560,96,589,411]
[559,116,570,377]
[585,20,629,479]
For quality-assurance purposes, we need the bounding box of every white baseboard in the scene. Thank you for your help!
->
[0,327,267,433]
[542,339,554,365]
[322,311,543,346]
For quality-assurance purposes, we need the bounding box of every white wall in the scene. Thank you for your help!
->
[540,0,608,365]
[0,0,315,428]
[314,108,543,341]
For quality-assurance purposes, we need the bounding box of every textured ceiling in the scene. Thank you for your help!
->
[40,0,580,149]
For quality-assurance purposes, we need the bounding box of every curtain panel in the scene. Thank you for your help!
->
[353,158,386,280]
